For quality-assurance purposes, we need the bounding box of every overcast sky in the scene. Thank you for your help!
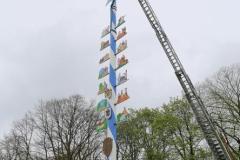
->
[0,0,240,137]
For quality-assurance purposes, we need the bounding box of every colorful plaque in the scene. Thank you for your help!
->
[96,112,107,132]
[104,88,113,99]
[98,82,107,95]
[99,53,110,64]
[115,88,129,105]
[97,99,108,112]
[101,25,110,38]
[98,67,109,79]
[117,108,129,123]
[118,70,128,85]
[100,40,110,51]
[117,55,128,69]
[116,27,127,41]
[117,16,125,27]
[117,40,127,54]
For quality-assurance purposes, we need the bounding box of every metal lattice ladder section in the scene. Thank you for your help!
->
[137,0,233,159]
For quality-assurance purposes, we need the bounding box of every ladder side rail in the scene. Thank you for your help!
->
[141,1,216,120]
[139,0,191,76]
[137,0,233,159]
[157,32,228,156]
[176,72,232,160]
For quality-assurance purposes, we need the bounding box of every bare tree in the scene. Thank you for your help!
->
[0,95,102,160]
[34,95,102,160]
[13,112,35,160]
[0,134,17,160]
[199,64,240,158]
[0,112,35,160]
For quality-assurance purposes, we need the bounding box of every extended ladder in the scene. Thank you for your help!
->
[137,0,233,159]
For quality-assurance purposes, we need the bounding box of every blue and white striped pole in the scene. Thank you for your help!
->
[107,0,117,159]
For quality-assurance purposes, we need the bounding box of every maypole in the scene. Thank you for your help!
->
[97,0,129,159]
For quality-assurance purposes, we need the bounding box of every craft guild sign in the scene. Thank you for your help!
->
[103,137,113,157]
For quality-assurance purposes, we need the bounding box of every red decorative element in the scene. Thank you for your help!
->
[115,88,129,105]
[116,27,127,41]
[117,55,128,69]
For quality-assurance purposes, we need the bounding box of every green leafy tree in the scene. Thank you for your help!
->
[117,108,172,159]
[117,110,142,160]
[118,98,212,160]
[162,98,211,160]
[137,109,171,160]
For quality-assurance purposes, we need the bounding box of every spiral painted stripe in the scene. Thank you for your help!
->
[107,0,117,160]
